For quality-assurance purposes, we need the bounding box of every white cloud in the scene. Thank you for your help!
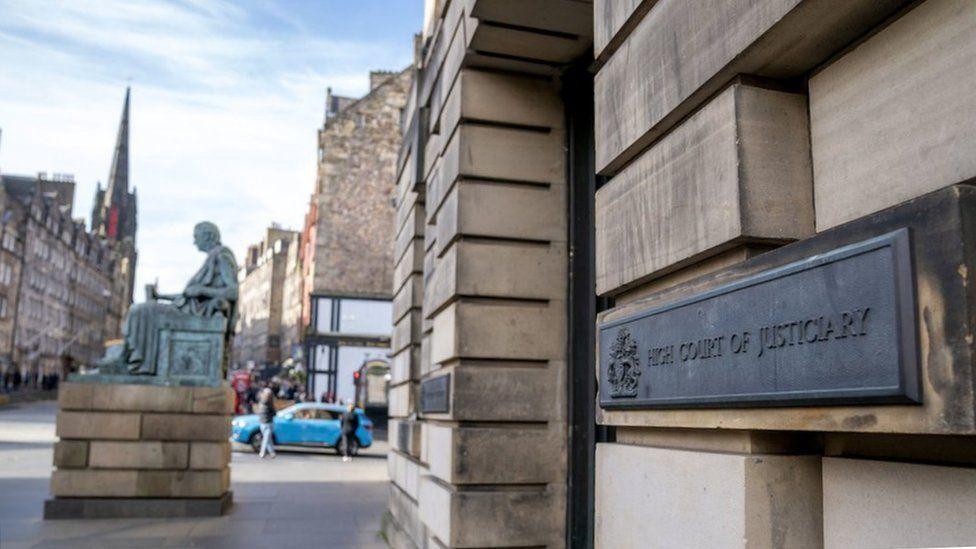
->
[0,0,414,298]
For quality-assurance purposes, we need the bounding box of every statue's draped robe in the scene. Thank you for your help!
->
[124,245,238,374]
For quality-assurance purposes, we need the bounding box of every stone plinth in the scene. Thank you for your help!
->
[44,381,234,519]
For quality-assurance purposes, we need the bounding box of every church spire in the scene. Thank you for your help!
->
[105,86,130,206]
[93,87,136,242]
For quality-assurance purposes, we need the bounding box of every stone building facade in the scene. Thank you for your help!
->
[233,226,299,368]
[300,68,410,402]
[0,189,24,370]
[0,173,125,381]
[0,89,136,385]
[385,1,976,548]
[279,232,303,362]
[307,69,410,299]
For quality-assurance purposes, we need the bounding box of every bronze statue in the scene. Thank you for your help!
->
[98,221,238,377]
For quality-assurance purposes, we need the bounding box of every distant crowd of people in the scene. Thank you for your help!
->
[234,374,307,414]
[1,370,60,393]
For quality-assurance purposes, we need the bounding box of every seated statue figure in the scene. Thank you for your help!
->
[98,221,238,377]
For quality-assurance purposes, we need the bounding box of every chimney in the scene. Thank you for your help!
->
[369,70,395,91]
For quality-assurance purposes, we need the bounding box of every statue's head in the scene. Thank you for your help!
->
[193,221,221,252]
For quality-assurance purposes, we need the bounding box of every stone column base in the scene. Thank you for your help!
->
[43,491,233,519]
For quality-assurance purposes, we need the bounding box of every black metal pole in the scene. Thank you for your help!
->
[564,61,599,549]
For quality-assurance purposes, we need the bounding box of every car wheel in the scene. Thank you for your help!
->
[249,431,263,453]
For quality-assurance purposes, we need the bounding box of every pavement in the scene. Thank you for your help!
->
[0,400,391,548]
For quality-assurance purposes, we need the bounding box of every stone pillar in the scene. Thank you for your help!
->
[414,64,568,549]
[44,382,233,519]
[384,1,590,546]
[386,64,430,548]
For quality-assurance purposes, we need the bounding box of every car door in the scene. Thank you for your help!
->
[274,408,309,444]
[308,407,342,446]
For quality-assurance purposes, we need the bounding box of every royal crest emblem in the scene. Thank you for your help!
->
[607,328,641,398]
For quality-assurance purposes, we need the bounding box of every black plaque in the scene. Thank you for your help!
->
[599,229,920,409]
[421,374,450,413]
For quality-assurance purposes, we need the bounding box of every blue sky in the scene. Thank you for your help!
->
[0,0,422,297]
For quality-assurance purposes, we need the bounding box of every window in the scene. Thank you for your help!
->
[314,297,334,333]
[0,296,7,318]
[292,408,314,420]
[313,408,339,420]
[338,299,392,335]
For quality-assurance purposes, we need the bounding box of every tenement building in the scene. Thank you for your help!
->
[385,1,976,548]
[233,226,300,368]
[279,227,304,363]
[0,173,125,381]
[0,187,24,371]
[0,88,135,386]
[300,68,411,402]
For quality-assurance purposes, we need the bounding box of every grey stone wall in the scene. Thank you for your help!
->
[0,175,124,378]
[310,68,410,299]
[233,228,299,367]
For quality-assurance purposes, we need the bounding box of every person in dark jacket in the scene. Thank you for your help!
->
[339,401,360,462]
[256,388,276,458]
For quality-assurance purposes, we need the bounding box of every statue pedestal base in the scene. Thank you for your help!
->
[44,381,234,519]
[44,491,233,519]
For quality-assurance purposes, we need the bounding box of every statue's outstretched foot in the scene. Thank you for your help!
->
[94,345,127,374]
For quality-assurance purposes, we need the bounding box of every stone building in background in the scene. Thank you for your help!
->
[385,1,976,548]
[0,186,24,371]
[233,226,300,368]
[300,68,410,403]
[0,173,123,383]
[0,88,137,387]
[279,232,303,362]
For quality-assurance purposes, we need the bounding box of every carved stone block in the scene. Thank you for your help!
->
[426,424,564,485]
[595,83,814,296]
[430,299,565,365]
[810,0,976,230]
[595,443,822,548]
[419,476,564,547]
[595,0,908,174]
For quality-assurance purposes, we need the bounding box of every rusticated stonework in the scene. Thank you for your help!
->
[308,68,411,298]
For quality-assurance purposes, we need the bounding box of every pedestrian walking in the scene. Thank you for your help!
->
[256,388,277,459]
[339,401,360,462]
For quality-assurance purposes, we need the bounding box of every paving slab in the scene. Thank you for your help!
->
[0,399,390,548]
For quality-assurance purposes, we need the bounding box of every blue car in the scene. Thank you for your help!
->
[231,403,373,455]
